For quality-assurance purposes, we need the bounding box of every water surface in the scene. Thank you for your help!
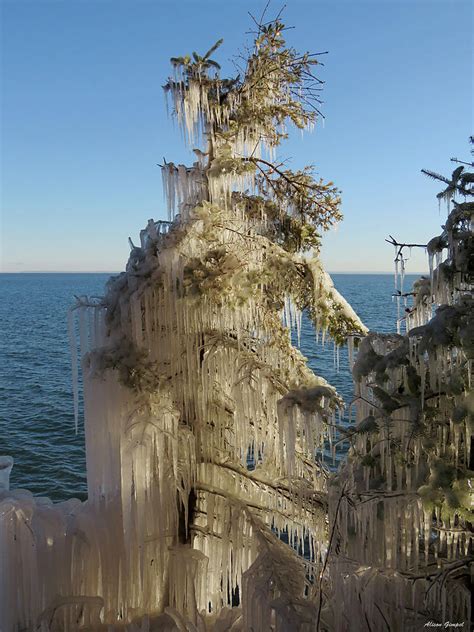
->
[0,272,419,500]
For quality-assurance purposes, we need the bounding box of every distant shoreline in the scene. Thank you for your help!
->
[0,271,429,276]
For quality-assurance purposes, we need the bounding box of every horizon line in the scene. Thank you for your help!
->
[0,270,429,275]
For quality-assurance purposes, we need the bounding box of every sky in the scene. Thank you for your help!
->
[1,0,472,273]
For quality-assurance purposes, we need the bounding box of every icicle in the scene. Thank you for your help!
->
[394,251,399,292]
[68,307,79,433]
[0,456,13,491]
[400,256,405,296]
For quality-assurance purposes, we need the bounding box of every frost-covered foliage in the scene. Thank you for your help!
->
[323,147,473,630]
[0,15,365,632]
[1,10,471,627]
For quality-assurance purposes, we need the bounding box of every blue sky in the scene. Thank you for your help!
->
[1,0,472,273]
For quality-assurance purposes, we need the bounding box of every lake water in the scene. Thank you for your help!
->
[0,272,420,501]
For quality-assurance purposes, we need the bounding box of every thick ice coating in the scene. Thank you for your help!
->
[0,20,366,631]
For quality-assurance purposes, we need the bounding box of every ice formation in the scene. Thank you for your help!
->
[324,158,473,629]
[0,21,366,631]
[1,15,471,631]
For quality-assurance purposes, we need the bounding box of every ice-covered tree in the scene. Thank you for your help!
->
[0,14,366,631]
[5,11,470,631]
[324,141,473,630]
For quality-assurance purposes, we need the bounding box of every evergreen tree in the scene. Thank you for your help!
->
[0,14,365,630]
[326,141,473,630]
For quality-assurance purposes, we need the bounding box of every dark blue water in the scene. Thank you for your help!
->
[0,273,419,501]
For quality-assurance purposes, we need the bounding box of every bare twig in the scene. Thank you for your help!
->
[316,483,347,631]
